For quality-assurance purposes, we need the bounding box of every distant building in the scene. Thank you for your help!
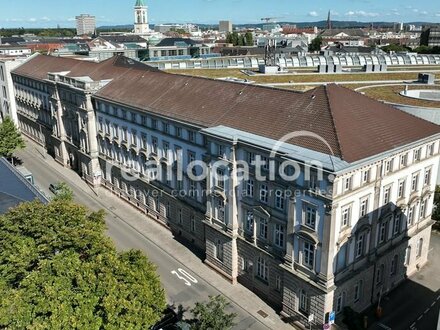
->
[134,0,149,34]
[75,14,96,36]
[421,26,440,47]
[219,20,233,33]
[148,37,212,61]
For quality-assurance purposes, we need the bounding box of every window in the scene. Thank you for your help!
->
[419,199,427,220]
[393,213,402,235]
[245,180,254,197]
[216,144,225,157]
[162,122,169,134]
[152,137,158,154]
[190,216,196,232]
[260,184,268,203]
[141,133,147,149]
[215,240,224,261]
[354,281,363,302]
[424,168,432,186]
[247,151,255,164]
[413,148,421,162]
[174,126,182,138]
[188,130,195,143]
[355,234,364,258]
[122,127,128,141]
[131,130,137,146]
[245,211,254,232]
[378,221,387,244]
[304,205,317,229]
[178,209,183,225]
[163,141,170,159]
[398,179,406,198]
[274,224,284,248]
[261,155,269,171]
[341,206,351,228]
[376,264,384,285]
[151,119,158,129]
[408,205,415,226]
[275,275,282,291]
[275,190,285,210]
[390,255,398,275]
[405,246,411,265]
[256,256,268,282]
[343,176,352,192]
[383,186,391,205]
[131,112,137,122]
[360,197,369,217]
[416,238,423,258]
[303,241,315,268]
[259,218,268,240]
[427,143,435,156]
[400,153,408,168]
[362,169,370,183]
[411,173,419,192]
[299,290,310,314]
[385,159,393,174]
[216,199,225,222]
[216,168,225,189]
[141,115,147,126]
[336,292,346,313]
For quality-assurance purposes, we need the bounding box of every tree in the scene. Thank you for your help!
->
[237,35,245,46]
[52,182,74,202]
[0,200,166,329]
[380,44,410,53]
[0,117,25,161]
[230,32,239,46]
[244,32,254,46]
[190,295,237,330]
[309,36,322,52]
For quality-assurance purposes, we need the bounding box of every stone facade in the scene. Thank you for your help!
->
[9,55,440,329]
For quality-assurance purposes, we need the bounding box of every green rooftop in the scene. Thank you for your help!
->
[135,0,145,6]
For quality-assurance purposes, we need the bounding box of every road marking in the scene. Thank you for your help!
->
[410,322,416,329]
[431,301,436,307]
[171,268,198,287]
[424,308,430,314]
[378,323,391,329]
[417,315,423,321]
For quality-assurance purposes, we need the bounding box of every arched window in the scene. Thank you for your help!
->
[405,246,411,265]
[416,238,423,258]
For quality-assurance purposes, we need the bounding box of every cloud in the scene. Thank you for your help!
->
[308,11,318,17]
[345,10,379,17]
[28,18,37,22]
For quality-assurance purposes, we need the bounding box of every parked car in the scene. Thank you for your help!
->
[49,183,60,194]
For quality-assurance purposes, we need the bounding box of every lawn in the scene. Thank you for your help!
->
[165,69,425,84]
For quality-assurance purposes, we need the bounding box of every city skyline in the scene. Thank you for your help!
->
[0,0,439,29]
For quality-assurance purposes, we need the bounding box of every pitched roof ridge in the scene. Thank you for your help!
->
[323,84,345,160]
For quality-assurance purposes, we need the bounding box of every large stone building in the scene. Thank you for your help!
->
[75,14,96,36]
[10,54,440,329]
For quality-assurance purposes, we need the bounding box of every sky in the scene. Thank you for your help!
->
[0,0,439,28]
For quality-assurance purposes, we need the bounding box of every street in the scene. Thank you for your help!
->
[16,140,290,330]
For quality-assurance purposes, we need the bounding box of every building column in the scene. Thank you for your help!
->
[229,141,239,284]
[285,196,296,267]
[318,203,336,288]
[53,84,68,166]
[85,94,101,186]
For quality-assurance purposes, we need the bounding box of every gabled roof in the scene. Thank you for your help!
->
[12,55,440,163]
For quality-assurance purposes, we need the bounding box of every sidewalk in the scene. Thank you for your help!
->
[22,140,293,330]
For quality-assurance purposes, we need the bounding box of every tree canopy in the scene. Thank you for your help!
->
[190,295,237,330]
[0,117,25,159]
[0,199,166,329]
[309,36,322,52]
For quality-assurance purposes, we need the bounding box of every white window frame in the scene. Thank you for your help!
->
[341,205,351,228]
[274,223,284,248]
[302,241,315,269]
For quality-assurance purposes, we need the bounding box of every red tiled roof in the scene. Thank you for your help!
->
[12,55,440,163]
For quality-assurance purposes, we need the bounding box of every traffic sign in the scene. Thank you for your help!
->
[329,311,336,325]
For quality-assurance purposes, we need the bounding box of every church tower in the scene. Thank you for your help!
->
[134,0,149,34]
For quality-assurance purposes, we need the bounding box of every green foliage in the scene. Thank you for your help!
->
[244,32,254,46]
[413,46,440,54]
[0,28,76,38]
[380,44,411,53]
[0,200,166,329]
[52,182,74,202]
[190,295,237,330]
[226,32,240,46]
[432,185,440,222]
[309,36,322,52]
[0,117,25,159]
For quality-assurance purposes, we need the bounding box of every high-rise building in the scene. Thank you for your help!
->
[219,20,233,33]
[134,0,149,34]
[75,14,96,36]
